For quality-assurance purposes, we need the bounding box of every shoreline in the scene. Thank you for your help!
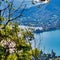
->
[19,25,60,33]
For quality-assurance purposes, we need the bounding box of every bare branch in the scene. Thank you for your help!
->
[5,0,25,17]
[2,0,14,16]
[2,4,26,29]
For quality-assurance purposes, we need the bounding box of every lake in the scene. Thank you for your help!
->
[32,30,60,56]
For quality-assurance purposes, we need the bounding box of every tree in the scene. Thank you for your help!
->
[0,0,34,60]
[0,21,34,60]
[32,48,40,60]
[0,0,49,60]
[51,50,56,58]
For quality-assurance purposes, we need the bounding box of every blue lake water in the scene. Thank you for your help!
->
[33,30,60,56]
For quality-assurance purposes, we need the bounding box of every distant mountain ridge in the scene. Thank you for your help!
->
[13,0,60,30]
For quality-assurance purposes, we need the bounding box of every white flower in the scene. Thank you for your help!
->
[1,40,8,47]
[9,48,15,53]
[0,40,16,54]
[9,41,16,48]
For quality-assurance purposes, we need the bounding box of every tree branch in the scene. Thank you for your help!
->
[5,0,25,17]
[2,4,26,29]
[2,0,14,16]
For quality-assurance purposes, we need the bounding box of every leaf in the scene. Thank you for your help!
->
[7,54,18,60]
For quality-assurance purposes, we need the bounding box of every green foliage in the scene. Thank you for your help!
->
[7,54,18,60]
[32,48,40,60]
[0,0,40,60]
[56,58,60,60]
[0,45,3,55]
[0,21,35,60]
[0,20,40,60]
[0,23,32,60]
[0,16,4,22]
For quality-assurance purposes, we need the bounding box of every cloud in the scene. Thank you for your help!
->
[34,0,49,4]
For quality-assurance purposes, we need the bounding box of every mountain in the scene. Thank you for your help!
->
[13,0,60,30]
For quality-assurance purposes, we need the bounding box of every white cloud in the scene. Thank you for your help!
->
[34,0,49,4]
